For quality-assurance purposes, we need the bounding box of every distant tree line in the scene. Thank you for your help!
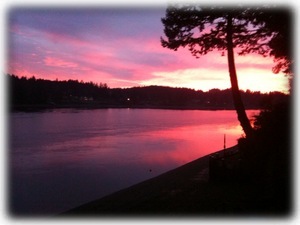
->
[8,74,288,111]
[8,74,108,107]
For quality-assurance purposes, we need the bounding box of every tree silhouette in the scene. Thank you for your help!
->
[258,9,292,75]
[161,5,284,138]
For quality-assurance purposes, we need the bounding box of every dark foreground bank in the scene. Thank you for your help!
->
[62,145,291,217]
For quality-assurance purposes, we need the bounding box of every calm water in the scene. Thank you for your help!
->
[9,109,258,215]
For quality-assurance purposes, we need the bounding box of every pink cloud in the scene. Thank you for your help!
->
[7,8,290,94]
[44,56,78,68]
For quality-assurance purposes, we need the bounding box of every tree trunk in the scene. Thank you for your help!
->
[226,14,254,138]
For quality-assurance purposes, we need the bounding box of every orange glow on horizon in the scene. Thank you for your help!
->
[9,56,290,94]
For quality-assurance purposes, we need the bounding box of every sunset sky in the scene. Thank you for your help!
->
[7,7,290,93]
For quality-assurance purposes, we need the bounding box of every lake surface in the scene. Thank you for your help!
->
[8,109,259,215]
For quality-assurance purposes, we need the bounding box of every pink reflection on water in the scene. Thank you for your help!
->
[10,109,260,214]
[138,123,244,167]
[15,110,258,173]
[44,110,258,171]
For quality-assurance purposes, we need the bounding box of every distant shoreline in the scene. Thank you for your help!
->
[8,74,288,113]
[9,103,263,112]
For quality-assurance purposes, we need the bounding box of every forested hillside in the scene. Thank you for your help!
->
[8,74,288,111]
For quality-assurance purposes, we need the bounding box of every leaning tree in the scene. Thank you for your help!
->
[161,5,289,138]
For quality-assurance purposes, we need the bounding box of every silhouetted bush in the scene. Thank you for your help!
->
[238,97,291,214]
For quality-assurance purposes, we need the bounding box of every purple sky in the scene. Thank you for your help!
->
[7,7,289,93]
